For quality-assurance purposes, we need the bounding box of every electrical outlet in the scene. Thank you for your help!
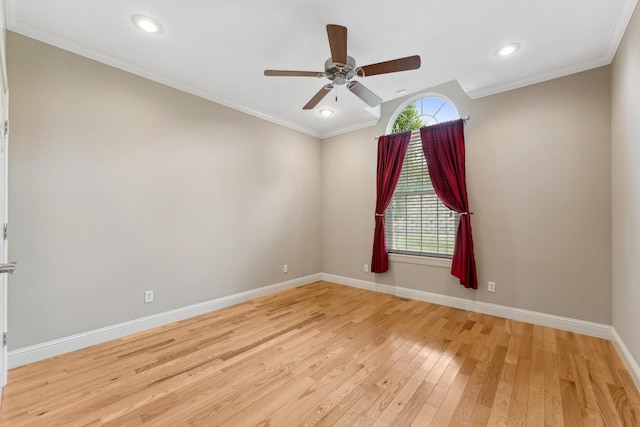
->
[488,281,496,293]
[283,264,288,273]
[364,264,369,273]
[144,290,154,303]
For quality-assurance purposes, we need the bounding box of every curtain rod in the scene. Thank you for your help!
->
[374,115,470,140]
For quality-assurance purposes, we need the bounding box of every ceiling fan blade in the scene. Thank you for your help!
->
[264,70,324,77]
[348,81,382,107]
[327,24,348,66]
[358,55,421,77]
[303,84,334,110]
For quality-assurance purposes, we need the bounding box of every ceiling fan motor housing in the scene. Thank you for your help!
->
[324,56,357,85]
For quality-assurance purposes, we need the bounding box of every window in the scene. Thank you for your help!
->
[385,96,460,257]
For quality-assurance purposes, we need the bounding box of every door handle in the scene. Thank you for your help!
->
[0,262,16,274]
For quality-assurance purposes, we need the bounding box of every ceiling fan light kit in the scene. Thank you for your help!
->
[319,109,334,116]
[264,24,421,111]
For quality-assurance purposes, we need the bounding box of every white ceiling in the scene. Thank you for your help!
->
[6,0,637,138]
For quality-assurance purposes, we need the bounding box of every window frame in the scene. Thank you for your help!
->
[385,93,460,264]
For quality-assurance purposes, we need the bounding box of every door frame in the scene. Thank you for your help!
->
[0,0,10,398]
[0,90,6,395]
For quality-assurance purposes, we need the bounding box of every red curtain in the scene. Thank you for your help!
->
[420,119,478,289]
[371,131,411,273]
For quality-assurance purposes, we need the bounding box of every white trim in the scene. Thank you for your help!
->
[5,7,381,141]
[396,286,612,339]
[321,273,377,292]
[7,0,636,139]
[386,92,460,134]
[320,273,612,339]
[318,118,380,140]
[464,0,638,100]
[8,274,320,368]
[604,0,639,64]
[611,327,640,391]
[388,253,452,268]
[463,56,612,100]
[5,12,321,139]
[10,270,640,391]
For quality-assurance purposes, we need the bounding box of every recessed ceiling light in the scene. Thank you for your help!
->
[319,109,334,117]
[131,15,164,34]
[396,89,407,96]
[496,43,520,57]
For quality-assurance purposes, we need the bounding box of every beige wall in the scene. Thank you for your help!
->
[322,69,612,324]
[612,5,640,368]
[5,28,620,352]
[7,33,322,349]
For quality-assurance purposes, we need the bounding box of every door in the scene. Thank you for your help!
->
[0,89,6,398]
[0,3,8,397]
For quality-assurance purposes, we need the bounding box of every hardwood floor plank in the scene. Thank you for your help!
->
[468,402,492,426]
[607,383,639,426]
[571,354,602,427]
[615,367,640,417]
[1,281,638,426]
[390,342,455,425]
[506,357,531,427]
[587,358,624,426]
[368,346,442,426]
[560,379,583,427]
[476,345,508,407]
[428,370,470,426]
[486,362,516,426]
[544,350,565,426]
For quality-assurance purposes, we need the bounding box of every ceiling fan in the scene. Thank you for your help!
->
[264,25,421,110]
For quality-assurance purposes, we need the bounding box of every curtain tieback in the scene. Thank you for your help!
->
[375,213,384,217]
[460,211,474,215]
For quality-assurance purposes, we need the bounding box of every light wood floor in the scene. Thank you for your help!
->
[1,281,639,426]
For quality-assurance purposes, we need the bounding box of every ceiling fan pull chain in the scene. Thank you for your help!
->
[335,85,338,102]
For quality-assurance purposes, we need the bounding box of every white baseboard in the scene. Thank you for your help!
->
[320,273,378,292]
[9,271,640,392]
[8,274,321,368]
[322,273,640,389]
[611,328,640,391]
[320,273,612,339]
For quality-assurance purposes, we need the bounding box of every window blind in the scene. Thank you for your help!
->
[385,135,459,257]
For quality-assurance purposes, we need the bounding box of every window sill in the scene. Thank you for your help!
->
[388,253,452,269]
